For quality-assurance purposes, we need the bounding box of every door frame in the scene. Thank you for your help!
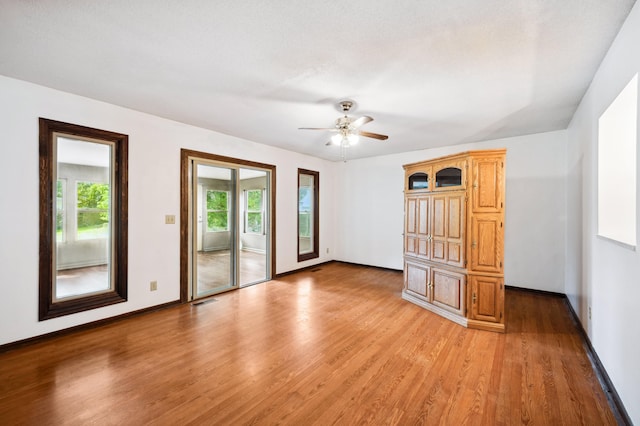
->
[180,149,276,303]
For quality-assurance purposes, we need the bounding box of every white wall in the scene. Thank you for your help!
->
[335,130,568,293]
[0,75,336,345]
[566,2,640,422]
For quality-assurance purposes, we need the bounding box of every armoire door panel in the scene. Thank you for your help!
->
[470,215,502,273]
[431,268,465,316]
[415,196,431,259]
[445,193,465,267]
[417,197,429,236]
[406,196,430,259]
[405,261,429,298]
[430,195,446,263]
[431,196,446,238]
[430,192,466,268]
[472,158,503,213]
[406,197,417,234]
[417,238,429,258]
[447,195,463,238]
[432,241,446,262]
[448,243,462,264]
[469,275,502,323]
[406,236,417,256]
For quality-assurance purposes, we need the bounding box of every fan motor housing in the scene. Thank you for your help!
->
[339,100,353,112]
[335,116,351,129]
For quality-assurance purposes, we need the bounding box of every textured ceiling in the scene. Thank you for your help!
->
[0,0,636,161]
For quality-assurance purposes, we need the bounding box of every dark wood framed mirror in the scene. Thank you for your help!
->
[39,118,128,320]
[298,168,319,262]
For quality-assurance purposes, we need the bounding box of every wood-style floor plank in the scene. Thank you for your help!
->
[0,262,617,425]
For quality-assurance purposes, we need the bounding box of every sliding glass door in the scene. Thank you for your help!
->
[193,162,237,297]
[188,156,272,300]
[238,168,269,287]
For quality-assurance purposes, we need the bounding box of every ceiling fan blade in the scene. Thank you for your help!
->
[350,116,373,128]
[298,127,338,132]
[359,130,389,140]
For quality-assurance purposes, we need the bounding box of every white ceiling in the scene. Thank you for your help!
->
[0,1,636,161]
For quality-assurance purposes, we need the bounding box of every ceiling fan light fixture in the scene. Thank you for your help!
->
[298,99,389,161]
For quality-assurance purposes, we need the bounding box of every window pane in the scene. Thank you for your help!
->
[77,182,110,241]
[298,187,312,240]
[299,187,311,210]
[245,189,263,234]
[207,190,227,210]
[247,190,262,210]
[247,212,262,233]
[207,211,228,231]
[206,189,229,232]
[299,212,310,237]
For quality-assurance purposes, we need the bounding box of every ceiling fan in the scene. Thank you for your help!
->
[298,100,389,159]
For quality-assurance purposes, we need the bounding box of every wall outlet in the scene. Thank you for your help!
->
[150,280,158,291]
[165,215,176,224]
[326,248,329,254]
[588,306,591,320]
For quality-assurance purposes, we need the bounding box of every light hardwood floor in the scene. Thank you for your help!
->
[0,262,617,425]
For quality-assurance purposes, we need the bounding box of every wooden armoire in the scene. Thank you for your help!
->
[402,149,506,332]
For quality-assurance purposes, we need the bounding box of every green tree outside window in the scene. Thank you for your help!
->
[207,190,228,231]
[56,180,64,242]
[77,182,110,239]
[246,189,263,233]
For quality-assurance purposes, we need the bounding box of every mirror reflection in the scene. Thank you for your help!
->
[298,169,319,261]
[55,137,113,300]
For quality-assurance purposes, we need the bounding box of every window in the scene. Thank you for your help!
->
[76,181,110,240]
[39,118,128,320]
[207,190,229,232]
[245,189,263,234]
[598,73,638,247]
[298,169,319,261]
